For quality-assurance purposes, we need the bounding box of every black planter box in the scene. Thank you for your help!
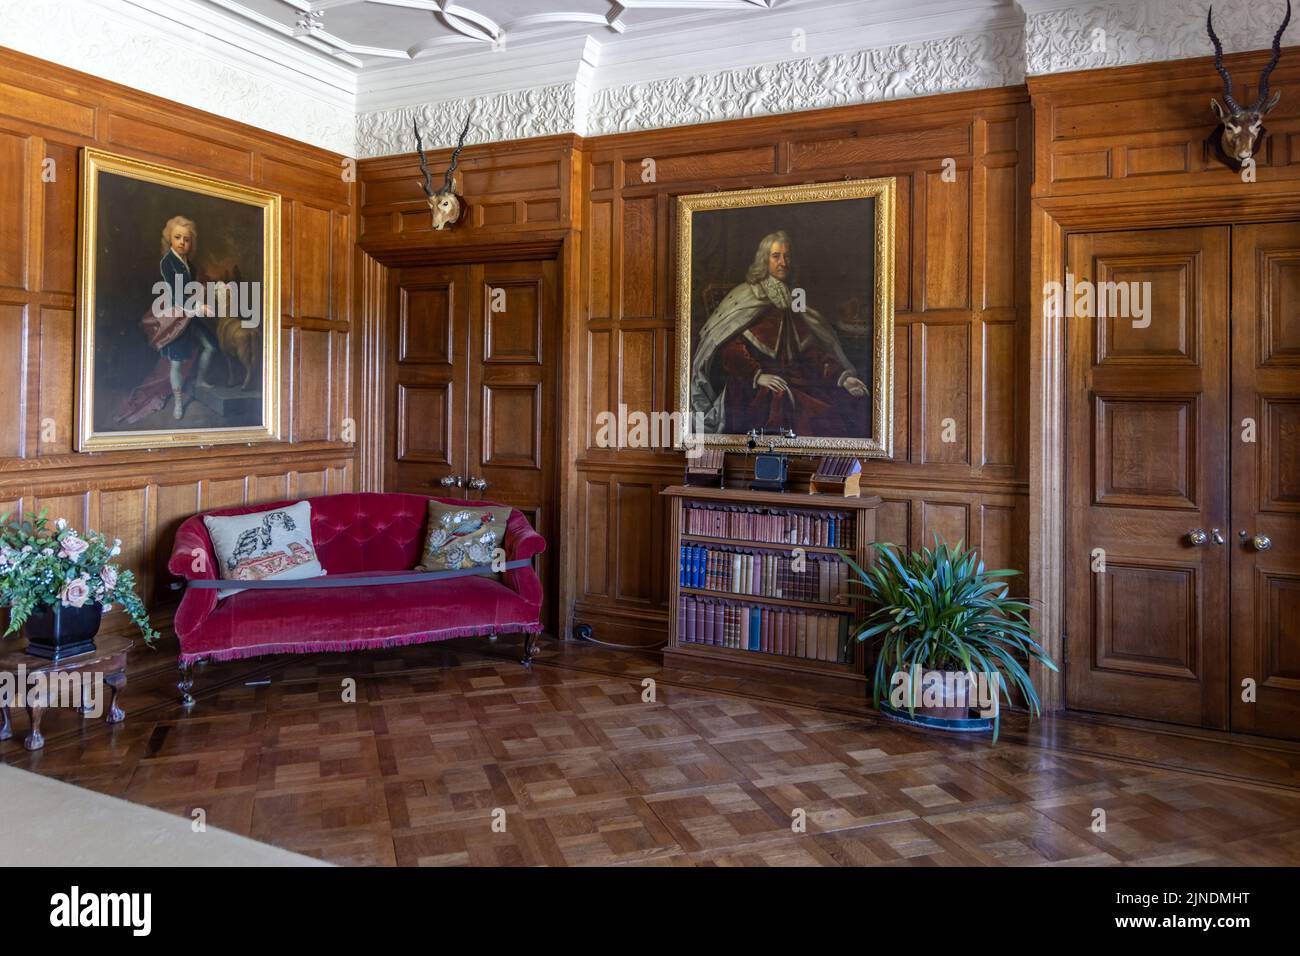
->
[23,603,103,661]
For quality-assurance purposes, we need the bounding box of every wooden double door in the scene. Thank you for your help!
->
[1066,222,1300,739]
[385,259,559,631]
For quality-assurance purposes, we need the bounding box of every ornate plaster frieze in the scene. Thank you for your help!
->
[354,83,578,159]
[1024,0,1295,76]
[584,27,1026,136]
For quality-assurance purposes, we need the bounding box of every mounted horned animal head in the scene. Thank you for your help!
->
[1208,1,1292,169]
[413,112,472,230]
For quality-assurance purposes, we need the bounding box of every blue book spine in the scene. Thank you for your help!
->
[693,547,703,588]
[749,608,760,651]
[829,516,837,548]
[679,546,686,587]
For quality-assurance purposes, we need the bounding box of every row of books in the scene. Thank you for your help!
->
[679,545,849,604]
[678,595,852,662]
[681,503,856,548]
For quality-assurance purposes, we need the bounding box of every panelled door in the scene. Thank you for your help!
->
[385,259,559,633]
[1230,223,1300,738]
[1065,227,1231,728]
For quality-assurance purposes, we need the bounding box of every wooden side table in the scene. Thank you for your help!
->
[0,634,132,750]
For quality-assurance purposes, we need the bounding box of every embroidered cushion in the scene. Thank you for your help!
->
[202,500,325,599]
[417,501,511,572]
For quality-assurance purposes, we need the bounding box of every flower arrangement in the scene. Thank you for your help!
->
[0,509,159,644]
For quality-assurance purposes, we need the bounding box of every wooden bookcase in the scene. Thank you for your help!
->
[662,485,881,699]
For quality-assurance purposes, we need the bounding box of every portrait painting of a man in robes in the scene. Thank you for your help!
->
[676,179,895,457]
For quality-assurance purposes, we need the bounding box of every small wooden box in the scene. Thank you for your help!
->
[809,455,862,497]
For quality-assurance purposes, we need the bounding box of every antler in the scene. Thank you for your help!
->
[441,111,472,195]
[1254,0,1292,109]
[413,121,434,198]
[1207,7,1241,111]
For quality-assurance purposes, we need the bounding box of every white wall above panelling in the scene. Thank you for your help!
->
[0,0,357,154]
[0,0,1276,157]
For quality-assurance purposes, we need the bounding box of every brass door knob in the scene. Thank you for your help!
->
[467,477,489,491]
[1187,529,1209,546]
[439,475,464,488]
[1251,533,1272,552]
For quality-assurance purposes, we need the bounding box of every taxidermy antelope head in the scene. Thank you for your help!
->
[413,112,472,230]
[1207,0,1292,169]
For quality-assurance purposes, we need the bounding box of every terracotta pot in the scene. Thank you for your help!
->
[23,602,102,661]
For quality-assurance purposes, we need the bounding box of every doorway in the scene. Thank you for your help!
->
[1064,222,1300,739]
[383,258,560,634]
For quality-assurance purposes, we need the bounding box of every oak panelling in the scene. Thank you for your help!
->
[294,204,333,322]
[104,109,253,181]
[37,307,74,455]
[358,135,577,242]
[571,88,1031,646]
[0,48,357,638]
[0,131,28,291]
[41,140,79,296]
[1032,47,1300,198]
[0,305,24,458]
[923,168,970,310]
[0,82,95,139]
[920,322,971,465]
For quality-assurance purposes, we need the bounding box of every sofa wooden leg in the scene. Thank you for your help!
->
[178,660,197,707]
[520,632,539,666]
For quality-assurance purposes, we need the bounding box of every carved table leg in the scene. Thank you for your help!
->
[0,704,11,741]
[105,671,126,724]
[25,704,44,751]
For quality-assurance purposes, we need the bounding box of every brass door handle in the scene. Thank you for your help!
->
[1187,529,1208,546]
[467,477,489,492]
[439,475,464,488]
[1251,533,1272,552]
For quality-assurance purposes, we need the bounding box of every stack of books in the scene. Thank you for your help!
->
[681,503,856,548]
[679,544,849,604]
[678,595,852,662]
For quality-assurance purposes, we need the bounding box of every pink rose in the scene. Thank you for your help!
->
[60,576,91,608]
[59,533,89,562]
[100,566,118,591]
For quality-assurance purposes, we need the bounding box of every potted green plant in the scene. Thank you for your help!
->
[842,539,1056,741]
[0,510,159,660]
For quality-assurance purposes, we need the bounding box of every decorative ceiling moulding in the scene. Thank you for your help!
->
[0,0,356,155]
[1021,0,1295,76]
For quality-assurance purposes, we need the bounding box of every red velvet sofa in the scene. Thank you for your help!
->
[168,492,546,703]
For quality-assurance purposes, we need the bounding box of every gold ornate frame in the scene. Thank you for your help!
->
[675,177,895,457]
[76,148,281,451]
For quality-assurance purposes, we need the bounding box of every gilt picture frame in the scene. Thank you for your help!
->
[675,177,895,458]
[76,148,281,452]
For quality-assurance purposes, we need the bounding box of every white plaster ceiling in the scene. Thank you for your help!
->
[207,0,784,68]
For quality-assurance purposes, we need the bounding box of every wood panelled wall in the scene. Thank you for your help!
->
[0,48,356,635]
[575,89,1032,646]
[1027,47,1300,710]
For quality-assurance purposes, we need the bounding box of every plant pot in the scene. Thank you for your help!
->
[23,602,102,661]
[889,668,979,719]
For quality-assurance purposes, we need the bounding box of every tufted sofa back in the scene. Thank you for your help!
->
[192,492,460,574]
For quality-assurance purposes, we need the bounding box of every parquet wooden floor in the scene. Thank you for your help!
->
[4,636,1300,866]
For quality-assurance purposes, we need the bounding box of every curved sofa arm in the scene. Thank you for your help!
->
[502,508,547,607]
[168,515,219,645]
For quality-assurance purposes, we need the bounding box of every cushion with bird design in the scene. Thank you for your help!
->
[202,500,325,599]
[417,501,512,574]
